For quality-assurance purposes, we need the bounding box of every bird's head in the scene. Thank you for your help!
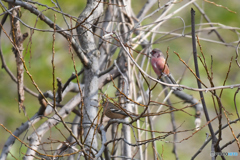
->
[150,48,163,58]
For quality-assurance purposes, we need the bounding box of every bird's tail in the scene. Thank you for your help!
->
[168,74,177,84]
[167,74,183,91]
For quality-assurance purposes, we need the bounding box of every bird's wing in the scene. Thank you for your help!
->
[110,108,128,116]
[155,57,170,75]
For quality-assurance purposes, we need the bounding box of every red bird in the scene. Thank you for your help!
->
[150,48,177,84]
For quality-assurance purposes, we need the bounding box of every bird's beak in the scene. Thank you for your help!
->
[149,51,152,56]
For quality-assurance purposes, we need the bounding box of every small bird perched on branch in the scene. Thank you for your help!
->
[101,99,169,119]
[150,48,182,90]
[102,100,129,119]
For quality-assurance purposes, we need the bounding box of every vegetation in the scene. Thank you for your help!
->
[0,0,240,159]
